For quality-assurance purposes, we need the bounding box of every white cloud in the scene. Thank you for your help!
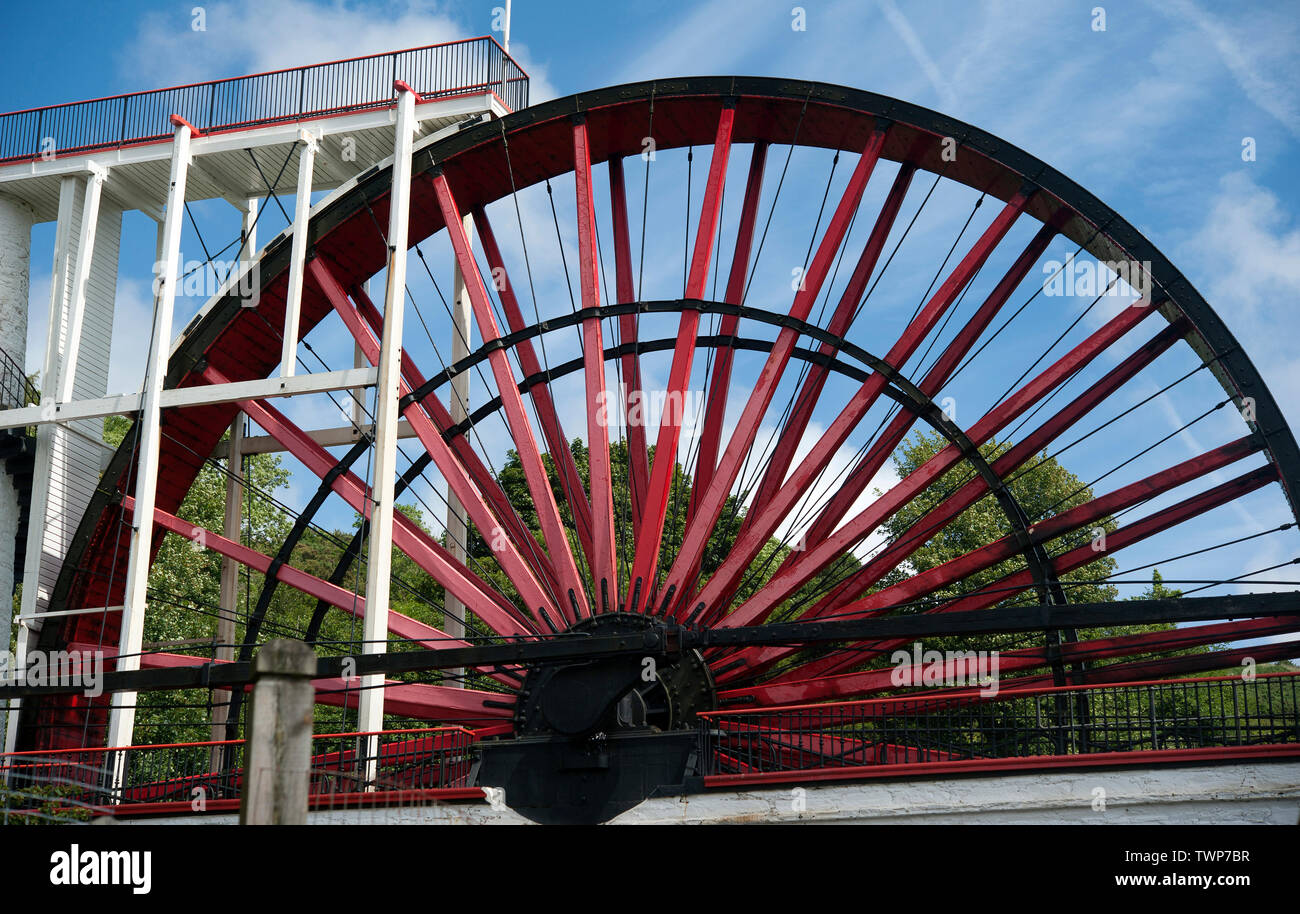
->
[1180,171,1300,434]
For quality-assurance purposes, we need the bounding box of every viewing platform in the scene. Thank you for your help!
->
[0,36,528,221]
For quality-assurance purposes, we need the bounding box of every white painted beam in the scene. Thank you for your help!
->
[101,169,165,222]
[358,84,418,784]
[281,131,318,378]
[14,605,124,624]
[108,119,194,770]
[0,366,378,430]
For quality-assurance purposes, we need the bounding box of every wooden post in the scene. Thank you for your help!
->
[240,638,317,825]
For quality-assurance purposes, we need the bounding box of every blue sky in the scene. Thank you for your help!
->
[4,0,1300,631]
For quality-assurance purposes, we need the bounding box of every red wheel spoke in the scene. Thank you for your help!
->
[720,435,1260,682]
[110,649,515,721]
[806,318,1190,619]
[761,463,1280,685]
[628,106,736,611]
[324,681,514,722]
[905,639,1300,700]
[608,156,651,540]
[199,365,535,637]
[822,436,1257,622]
[747,159,917,520]
[473,208,595,580]
[790,219,1062,562]
[690,187,1038,620]
[123,498,459,648]
[120,500,521,687]
[346,280,559,594]
[720,616,1298,706]
[979,640,1300,691]
[689,142,768,514]
[574,117,619,608]
[431,172,590,621]
[664,124,891,612]
[310,257,560,617]
[706,298,1154,632]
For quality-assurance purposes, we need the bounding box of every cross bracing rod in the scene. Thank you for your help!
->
[3,592,1296,699]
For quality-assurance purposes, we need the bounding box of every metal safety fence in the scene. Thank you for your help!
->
[0,726,477,822]
[0,36,528,164]
[698,672,1300,777]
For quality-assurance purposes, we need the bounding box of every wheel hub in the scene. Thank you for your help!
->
[476,613,715,824]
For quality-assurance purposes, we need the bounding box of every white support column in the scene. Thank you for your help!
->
[357,85,417,783]
[107,120,193,774]
[52,164,107,404]
[6,176,78,755]
[281,132,318,378]
[443,213,473,687]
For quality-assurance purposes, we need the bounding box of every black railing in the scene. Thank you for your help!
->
[0,37,528,164]
[0,345,37,414]
[699,673,1300,777]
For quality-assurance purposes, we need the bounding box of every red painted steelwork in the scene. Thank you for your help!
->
[431,171,591,621]
[629,107,735,612]
[767,463,1281,685]
[607,157,651,542]
[472,210,595,573]
[308,257,557,619]
[574,118,619,608]
[345,278,559,596]
[665,126,890,617]
[693,189,1039,625]
[690,142,768,515]
[710,300,1156,633]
